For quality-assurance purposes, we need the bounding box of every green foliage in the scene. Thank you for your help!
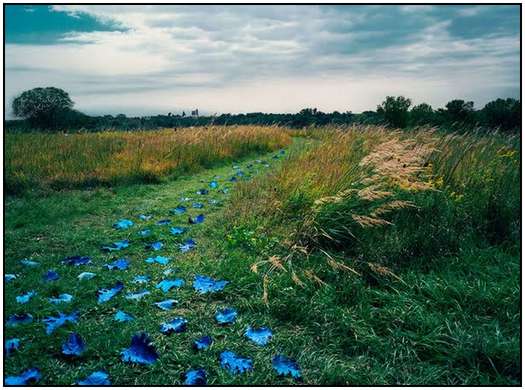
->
[410,103,434,126]
[481,98,521,131]
[444,99,475,124]
[377,96,412,128]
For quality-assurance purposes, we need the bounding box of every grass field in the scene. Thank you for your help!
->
[4,126,521,385]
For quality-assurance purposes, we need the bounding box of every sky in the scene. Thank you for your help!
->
[4,4,521,117]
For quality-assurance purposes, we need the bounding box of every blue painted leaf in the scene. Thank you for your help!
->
[209,181,219,189]
[7,313,33,327]
[157,219,171,226]
[215,308,237,325]
[78,272,96,281]
[193,275,229,294]
[163,268,175,276]
[229,176,238,182]
[49,293,73,304]
[138,229,151,237]
[133,275,150,284]
[113,219,133,230]
[138,214,152,221]
[222,188,229,194]
[43,311,78,335]
[62,256,92,266]
[155,299,177,311]
[5,368,41,385]
[180,197,192,202]
[156,279,184,292]
[183,368,207,385]
[196,189,209,195]
[209,199,219,205]
[171,205,187,215]
[125,290,151,301]
[62,332,86,356]
[101,240,129,252]
[104,258,130,270]
[77,371,110,386]
[170,226,186,235]
[16,291,36,304]
[193,336,212,351]
[272,355,301,379]
[20,258,39,267]
[245,326,273,346]
[145,255,170,265]
[219,351,253,375]
[179,239,196,253]
[146,241,163,251]
[191,202,204,209]
[236,170,245,177]
[188,214,205,224]
[121,333,158,365]
[5,274,17,282]
[43,270,59,282]
[5,338,20,356]
[97,281,124,303]
[114,310,134,322]
[160,317,188,335]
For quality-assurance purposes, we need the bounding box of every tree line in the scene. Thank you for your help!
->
[6,87,521,132]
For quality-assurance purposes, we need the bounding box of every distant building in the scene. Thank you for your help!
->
[191,109,199,117]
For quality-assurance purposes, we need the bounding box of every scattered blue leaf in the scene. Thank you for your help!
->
[121,333,158,365]
[113,219,134,230]
[146,241,163,251]
[62,256,92,266]
[114,310,134,322]
[101,240,130,252]
[157,219,171,226]
[49,293,74,304]
[272,355,301,378]
[20,258,39,267]
[193,275,229,294]
[209,199,219,205]
[5,274,17,282]
[138,229,151,237]
[219,351,253,375]
[183,368,207,385]
[5,368,41,385]
[104,258,130,270]
[77,371,110,386]
[78,272,96,281]
[180,197,192,202]
[279,149,286,155]
[192,202,204,209]
[16,291,36,304]
[145,255,170,265]
[163,268,175,276]
[133,275,150,284]
[97,281,124,304]
[209,181,219,189]
[215,308,237,325]
[188,214,205,224]
[196,189,209,195]
[7,313,33,327]
[43,311,78,335]
[155,299,177,311]
[43,270,59,282]
[179,239,196,253]
[156,279,184,292]
[160,317,188,335]
[138,214,152,221]
[193,336,212,351]
[62,332,86,356]
[171,205,187,215]
[235,170,245,177]
[125,290,151,301]
[245,326,273,346]
[229,176,238,182]
[5,338,20,356]
[170,226,186,235]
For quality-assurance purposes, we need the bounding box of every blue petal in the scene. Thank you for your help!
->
[156,279,184,293]
[5,274,17,282]
[20,258,39,267]
[157,219,171,226]
[170,226,186,235]
[78,272,96,281]
[62,332,86,356]
[155,299,177,311]
[146,241,163,251]
[43,270,60,282]
[245,326,273,346]
[171,205,187,215]
[272,355,301,379]
[62,256,92,266]
[97,281,124,304]
[133,275,150,284]
[43,311,78,335]
[179,239,196,253]
[49,293,74,304]
[215,308,237,325]
[145,255,170,265]
[115,310,134,322]
[193,336,212,351]
[219,351,253,374]
[5,338,20,357]
[6,313,33,327]
[138,229,151,237]
[101,240,129,252]
[121,333,158,365]
[125,290,151,301]
[196,189,209,195]
[113,219,134,230]
[5,368,41,385]
[184,368,207,385]
[209,181,219,189]
[104,258,130,270]
[193,275,229,294]
[138,214,152,221]
[16,291,36,304]
[191,202,204,209]
[160,317,188,335]
[188,214,205,224]
[77,371,110,385]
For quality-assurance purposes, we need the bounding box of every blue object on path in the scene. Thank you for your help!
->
[121,333,158,365]
[77,371,110,385]
[5,338,20,356]
[245,326,273,346]
[179,238,196,253]
[44,270,59,281]
[184,368,207,385]
[171,205,187,215]
[156,279,184,292]
[43,311,78,335]
[219,351,253,375]
[188,214,205,224]
[102,240,129,252]
[155,299,177,311]
[62,332,86,356]
[78,272,96,281]
[49,293,73,304]
[5,368,41,385]
[272,355,302,379]
[115,310,134,322]
[113,219,133,230]
[97,281,124,303]
[146,241,163,251]
[193,336,212,351]
[7,313,33,327]
[215,308,237,325]
[16,291,36,304]
[125,290,151,301]
[104,258,129,270]
[160,317,188,334]
[193,275,228,294]
[62,256,92,266]
[170,226,186,235]
[145,255,170,265]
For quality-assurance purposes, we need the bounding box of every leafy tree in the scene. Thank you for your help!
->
[481,98,521,131]
[444,99,474,123]
[13,87,74,129]
[377,96,412,128]
[410,103,435,126]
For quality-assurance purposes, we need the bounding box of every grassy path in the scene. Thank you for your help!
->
[4,142,306,385]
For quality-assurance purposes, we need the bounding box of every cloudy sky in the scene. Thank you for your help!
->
[5,4,520,117]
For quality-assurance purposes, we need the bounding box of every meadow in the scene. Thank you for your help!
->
[4,125,521,385]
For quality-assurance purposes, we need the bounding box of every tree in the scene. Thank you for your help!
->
[444,99,474,124]
[410,103,435,126]
[377,96,412,128]
[481,98,521,131]
[12,87,74,129]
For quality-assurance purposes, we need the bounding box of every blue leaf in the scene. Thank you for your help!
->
[145,255,170,265]
[219,351,253,375]
[62,256,92,266]
[125,290,151,301]
[138,214,152,221]
[209,181,219,189]
[5,338,20,357]
[5,368,41,385]
[20,258,39,267]
[191,202,204,209]
[235,170,245,177]
[171,205,187,215]
[170,226,186,235]
[101,240,129,252]
[133,275,150,284]
[180,197,192,202]
[193,275,229,294]
[272,355,301,379]
[163,268,175,276]
[229,176,238,182]
[179,239,196,253]
[160,317,188,335]
[155,299,177,311]
[43,311,78,335]
[62,332,86,356]
[215,308,237,325]
[77,371,110,386]
[245,326,273,346]
[188,214,205,224]
[209,199,219,205]
[193,336,212,351]
[121,333,158,365]
[138,229,151,237]
[78,272,96,281]
[196,189,209,195]
[104,258,130,270]
[49,293,74,304]
[113,219,134,230]
[146,241,163,251]
[16,291,36,304]
[43,270,59,282]
[183,368,207,385]
[97,281,124,304]
[6,313,33,327]
[115,310,134,322]
[5,274,17,282]
[157,219,171,226]
[156,279,184,292]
